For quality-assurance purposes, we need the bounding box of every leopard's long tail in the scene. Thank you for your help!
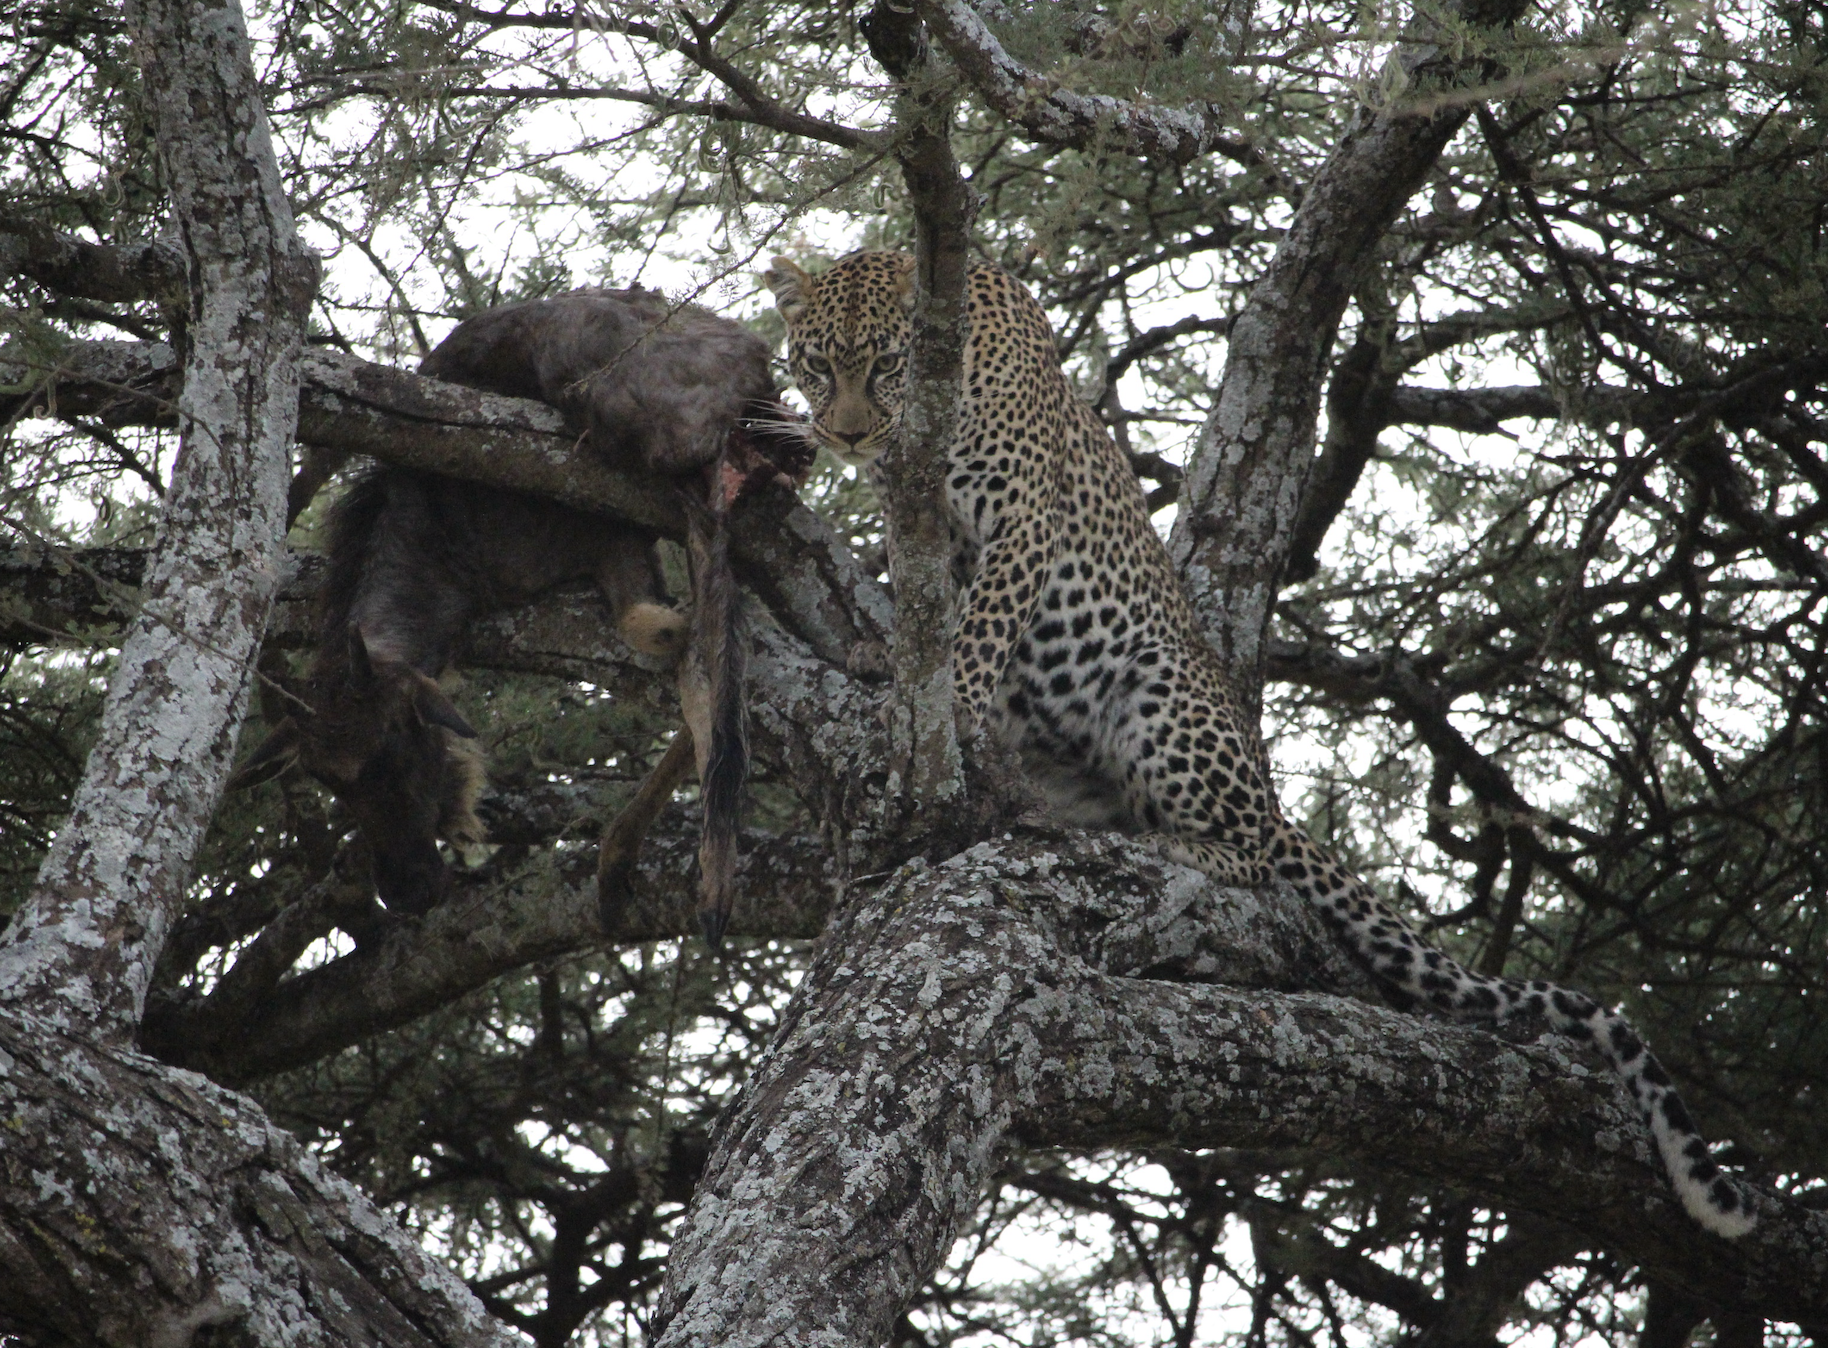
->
[1265,816,1756,1238]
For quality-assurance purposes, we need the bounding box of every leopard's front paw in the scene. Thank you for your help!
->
[1146,834,1272,889]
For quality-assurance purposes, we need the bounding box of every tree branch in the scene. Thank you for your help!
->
[913,0,1271,172]
[863,2,972,815]
[0,0,519,1341]
[653,835,1826,1344]
[140,819,834,1082]
[0,217,186,304]
[408,0,885,151]
[1168,0,1533,709]
[0,340,893,670]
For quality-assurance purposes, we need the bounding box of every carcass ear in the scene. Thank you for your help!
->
[762,256,814,320]
[228,718,301,790]
[412,674,477,738]
[346,626,377,690]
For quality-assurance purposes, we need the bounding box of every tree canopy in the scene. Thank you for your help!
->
[2,1,1826,1345]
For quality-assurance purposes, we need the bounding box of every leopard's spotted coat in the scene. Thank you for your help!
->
[764,250,1754,1238]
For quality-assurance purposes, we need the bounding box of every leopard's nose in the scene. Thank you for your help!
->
[834,429,869,447]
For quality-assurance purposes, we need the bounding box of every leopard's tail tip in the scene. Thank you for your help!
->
[1681,1177,1757,1239]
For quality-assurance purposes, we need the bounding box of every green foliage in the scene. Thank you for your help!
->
[0,648,106,919]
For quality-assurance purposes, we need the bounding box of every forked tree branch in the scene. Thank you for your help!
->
[652,836,1827,1344]
[1168,0,1534,708]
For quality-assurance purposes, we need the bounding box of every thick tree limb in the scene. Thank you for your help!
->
[654,836,1825,1344]
[0,1009,513,1348]
[0,340,893,668]
[0,338,182,425]
[0,217,186,304]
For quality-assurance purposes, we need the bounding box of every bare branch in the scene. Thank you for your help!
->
[140,820,834,1082]
[914,0,1271,172]
[410,0,886,150]
[0,217,185,304]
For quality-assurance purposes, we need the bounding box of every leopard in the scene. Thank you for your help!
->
[763,249,1757,1238]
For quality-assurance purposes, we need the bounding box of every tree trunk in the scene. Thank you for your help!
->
[0,1,511,1343]
[0,0,314,1034]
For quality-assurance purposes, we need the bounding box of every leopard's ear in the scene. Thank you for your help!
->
[894,254,917,315]
[763,257,814,320]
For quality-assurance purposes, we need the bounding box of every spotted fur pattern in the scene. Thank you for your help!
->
[764,250,1755,1238]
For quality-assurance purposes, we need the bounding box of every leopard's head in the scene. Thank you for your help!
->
[763,251,915,466]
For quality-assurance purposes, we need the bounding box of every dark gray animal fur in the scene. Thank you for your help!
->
[236,468,684,913]
[418,286,781,474]
[236,286,796,919]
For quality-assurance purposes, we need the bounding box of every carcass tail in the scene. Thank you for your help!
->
[685,488,748,952]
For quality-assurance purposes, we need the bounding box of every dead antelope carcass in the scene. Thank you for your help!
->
[235,286,810,922]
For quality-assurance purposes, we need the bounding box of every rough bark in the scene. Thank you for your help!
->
[0,0,316,1037]
[653,836,1826,1344]
[862,3,972,816]
[1168,0,1532,708]
[0,0,512,1343]
[0,1008,510,1348]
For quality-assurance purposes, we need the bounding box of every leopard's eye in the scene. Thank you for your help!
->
[802,350,834,377]
[871,351,905,377]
